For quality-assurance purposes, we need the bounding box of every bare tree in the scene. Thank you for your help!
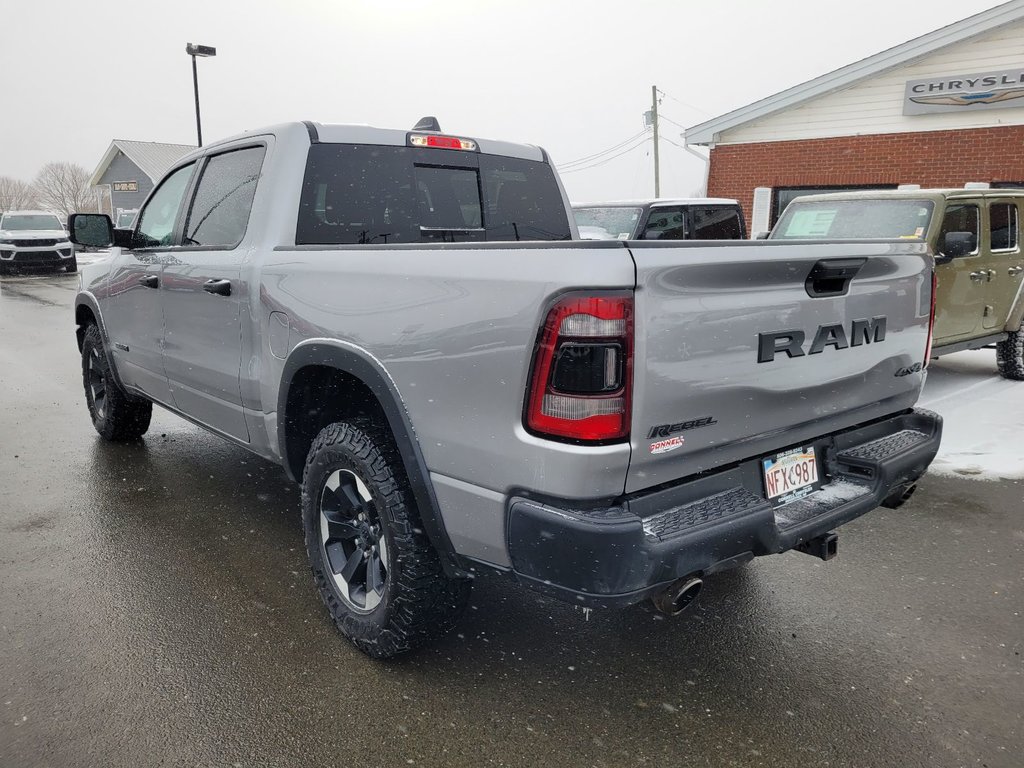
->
[0,176,39,212]
[32,162,98,217]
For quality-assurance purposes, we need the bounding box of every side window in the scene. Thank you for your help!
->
[135,163,196,248]
[184,146,266,248]
[938,204,980,256]
[989,203,1018,252]
[691,206,744,240]
[642,207,688,240]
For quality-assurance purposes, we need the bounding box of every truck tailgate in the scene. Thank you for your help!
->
[626,240,932,494]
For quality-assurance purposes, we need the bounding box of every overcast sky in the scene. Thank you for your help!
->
[0,0,1009,201]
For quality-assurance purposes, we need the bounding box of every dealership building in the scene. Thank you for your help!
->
[88,139,194,221]
[686,0,1024,234]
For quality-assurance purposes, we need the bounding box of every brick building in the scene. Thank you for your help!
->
[685,0,1024,234]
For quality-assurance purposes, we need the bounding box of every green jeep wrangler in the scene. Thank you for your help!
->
[770,189,1024,380]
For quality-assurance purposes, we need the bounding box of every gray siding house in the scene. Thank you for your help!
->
[89,139,195,218]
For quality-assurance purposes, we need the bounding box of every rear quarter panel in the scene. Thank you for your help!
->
[257,242,636,502]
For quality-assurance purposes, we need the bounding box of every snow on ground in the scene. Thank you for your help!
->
[919,349,1024,481]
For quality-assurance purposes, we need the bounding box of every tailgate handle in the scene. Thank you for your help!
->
[805,258,866,298]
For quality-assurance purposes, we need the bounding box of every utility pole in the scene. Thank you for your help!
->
[652,84,660,198]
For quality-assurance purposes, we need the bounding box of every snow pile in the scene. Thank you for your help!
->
[919,349,1024,481]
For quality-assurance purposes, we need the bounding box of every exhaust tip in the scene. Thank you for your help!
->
[881,482,918,509]
[652,576,703,616]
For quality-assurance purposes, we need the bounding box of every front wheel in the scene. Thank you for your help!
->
[81,324,152,440]
[996,327,1024,380]
[65,255,78,273]
[301,421,470,658]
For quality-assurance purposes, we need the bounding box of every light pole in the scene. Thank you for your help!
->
[185,43,216,147]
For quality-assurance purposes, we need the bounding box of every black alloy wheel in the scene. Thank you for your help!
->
[319,468,389,613]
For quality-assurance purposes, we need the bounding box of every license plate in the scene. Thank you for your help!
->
[762,446,821,506]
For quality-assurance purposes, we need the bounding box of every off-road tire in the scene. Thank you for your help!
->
[996,327,1024,380]
[65,256,78,273]
[81,324,152,440]
[302,420,471,659]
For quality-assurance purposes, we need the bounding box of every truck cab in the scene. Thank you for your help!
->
[573,198,746,241]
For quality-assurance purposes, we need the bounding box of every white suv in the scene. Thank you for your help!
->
[0,210,76,274]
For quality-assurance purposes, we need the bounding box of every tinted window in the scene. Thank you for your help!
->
[184,146,265,247]
[641,207,688,240]
[938,204,980,255]
[990,203,1018,251]
[691,206,744,239]
[135,163,195,247]
[296,144,571,245]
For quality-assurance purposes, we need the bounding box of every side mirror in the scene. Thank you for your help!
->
[939,231,976,260]
[69,213,114,248]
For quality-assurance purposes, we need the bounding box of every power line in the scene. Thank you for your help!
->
[658,113,689,131]
[556,131,648,169]
[559,139,648,174]
[657,88,712,118]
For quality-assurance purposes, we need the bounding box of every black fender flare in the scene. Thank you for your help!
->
[74,293,132,395]
[277,340,467,577]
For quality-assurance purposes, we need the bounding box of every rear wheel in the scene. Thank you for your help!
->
[302,420,470,658]
[81,324,152,440]
[996,327,1024,380]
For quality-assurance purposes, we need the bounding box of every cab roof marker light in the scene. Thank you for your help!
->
[408,134,478,151]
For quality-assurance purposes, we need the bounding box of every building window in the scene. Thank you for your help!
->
[772,185,897,225]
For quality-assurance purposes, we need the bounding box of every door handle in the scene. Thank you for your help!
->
[969,271,985,282]
[138,274,159,289]
[1009,266,1024,277]
[986,269,996,281]
[203,279,232,297]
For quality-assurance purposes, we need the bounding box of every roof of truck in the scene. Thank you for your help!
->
[787,188,1024,204]
[192,121,547,163]
[572,198,739,208]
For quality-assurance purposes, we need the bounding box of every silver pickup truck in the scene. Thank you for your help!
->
[69,119,942,658]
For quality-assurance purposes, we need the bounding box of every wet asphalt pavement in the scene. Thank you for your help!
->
[0,269,1021,768]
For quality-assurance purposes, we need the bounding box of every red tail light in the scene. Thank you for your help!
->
[924,269,937,367]
[525,292,633,443]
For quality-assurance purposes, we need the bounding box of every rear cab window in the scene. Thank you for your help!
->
[296,144,571,245]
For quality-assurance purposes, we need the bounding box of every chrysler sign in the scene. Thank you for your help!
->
[904,68,1024,115]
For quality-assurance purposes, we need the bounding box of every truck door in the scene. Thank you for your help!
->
[982,200,1024,331]
[933,202,985,344]
[160,144,266,442]
[103,161,197,403]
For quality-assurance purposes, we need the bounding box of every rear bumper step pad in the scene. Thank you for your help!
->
[507,408,942,608]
